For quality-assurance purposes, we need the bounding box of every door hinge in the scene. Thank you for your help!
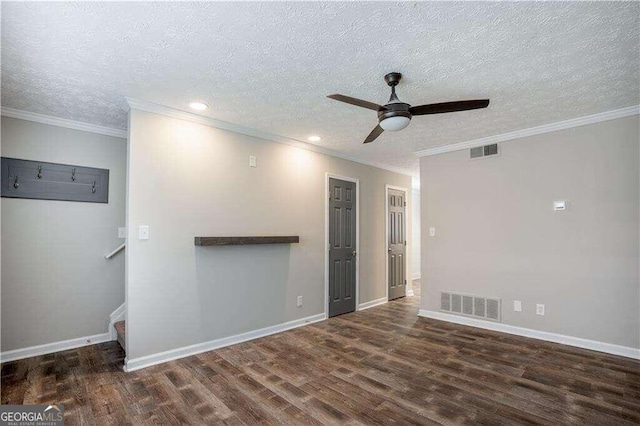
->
[404,241,407,246]
[404,201,407,207]
[328,191,331,200]
[404,279,407,285]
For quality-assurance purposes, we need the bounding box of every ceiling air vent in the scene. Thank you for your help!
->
[440,291,501,322]
[470,143,499,159]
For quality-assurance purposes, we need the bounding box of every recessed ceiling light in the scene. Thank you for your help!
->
[308,135,321,142]
[189,102,208,111]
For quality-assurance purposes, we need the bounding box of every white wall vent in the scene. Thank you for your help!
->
[440,291,501,322]
[470,143,500,159]
[451,293,462,313]
[440,292,451,311]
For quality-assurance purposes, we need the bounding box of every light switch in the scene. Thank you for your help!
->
[249,155,257,168]
[138,225,149,240]
[429,227,436,237]
[514,300,522,312]
[536,304,545,316]
[118,227,126,239]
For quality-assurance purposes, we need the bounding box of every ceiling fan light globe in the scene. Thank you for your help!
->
[379,116,411,132]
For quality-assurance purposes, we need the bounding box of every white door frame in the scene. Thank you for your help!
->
[385,184,409,301]
[325,173,360,318]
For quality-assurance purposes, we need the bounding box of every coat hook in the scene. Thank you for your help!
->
[37,166,42,179]
[71,168,76,181]
[13,175,19,189]
[91,180,96,193]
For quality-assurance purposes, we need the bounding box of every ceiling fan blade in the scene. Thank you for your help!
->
[409,99,490,116]
[327,94,385,111]
[363,125,384,144]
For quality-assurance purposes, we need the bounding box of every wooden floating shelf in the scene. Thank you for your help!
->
[194,236,300,246]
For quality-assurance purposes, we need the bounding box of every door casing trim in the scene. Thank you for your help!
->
[325,173,360,317]
[385,184,409,301]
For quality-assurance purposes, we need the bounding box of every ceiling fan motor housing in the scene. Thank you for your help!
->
[378,103,411,122]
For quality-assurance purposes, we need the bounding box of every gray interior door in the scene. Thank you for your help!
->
[388,188,406,300]
[329,178,357,317]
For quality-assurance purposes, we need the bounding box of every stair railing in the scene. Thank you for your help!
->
[105,243,125,259]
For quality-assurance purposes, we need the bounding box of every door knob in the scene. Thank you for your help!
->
[388,248,391,252]
[352,251,357,257]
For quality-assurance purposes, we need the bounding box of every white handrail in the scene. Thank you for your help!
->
[105,243,125,259]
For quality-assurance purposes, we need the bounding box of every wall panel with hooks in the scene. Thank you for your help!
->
[1,157,109,203]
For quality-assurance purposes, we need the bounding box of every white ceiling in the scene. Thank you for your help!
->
[2,2,638,176]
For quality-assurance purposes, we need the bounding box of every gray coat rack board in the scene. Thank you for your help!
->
[1,157,109,203]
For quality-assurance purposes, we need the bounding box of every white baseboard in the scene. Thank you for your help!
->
[419,310,640,360]
[0,332,112,363]
[124,313,326,372]
[412,274,421,280]
[109,303,126,340]
[357,297,387,311]
[407,290,415,297]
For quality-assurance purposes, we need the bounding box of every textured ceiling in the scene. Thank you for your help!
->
[2,2,639,176]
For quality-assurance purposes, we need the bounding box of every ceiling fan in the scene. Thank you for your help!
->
[327,72,490,144]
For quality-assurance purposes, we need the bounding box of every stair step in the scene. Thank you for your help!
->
[114,321,126,351]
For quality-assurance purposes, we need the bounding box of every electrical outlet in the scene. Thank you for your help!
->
[536,304,545,316]
[429,227,436,237]
[138,225,149,240]
[553,201,566,212]
[249,155,257,168]
[297,296,303,307]
[118,227,126,239]
[513,300,522,312]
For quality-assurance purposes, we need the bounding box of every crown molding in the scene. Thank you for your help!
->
[1,107,127,139]
[125,97,413,178]
[415,105,640,157]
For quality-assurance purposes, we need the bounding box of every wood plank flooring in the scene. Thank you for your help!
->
[2,290,639,425]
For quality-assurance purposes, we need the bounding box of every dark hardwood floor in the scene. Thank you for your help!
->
[2,289,639,425]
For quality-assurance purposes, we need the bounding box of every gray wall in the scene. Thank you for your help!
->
[126,109,412,360]
[411,188,421,280]
[1,117,126,351]
[420,115,639,349]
